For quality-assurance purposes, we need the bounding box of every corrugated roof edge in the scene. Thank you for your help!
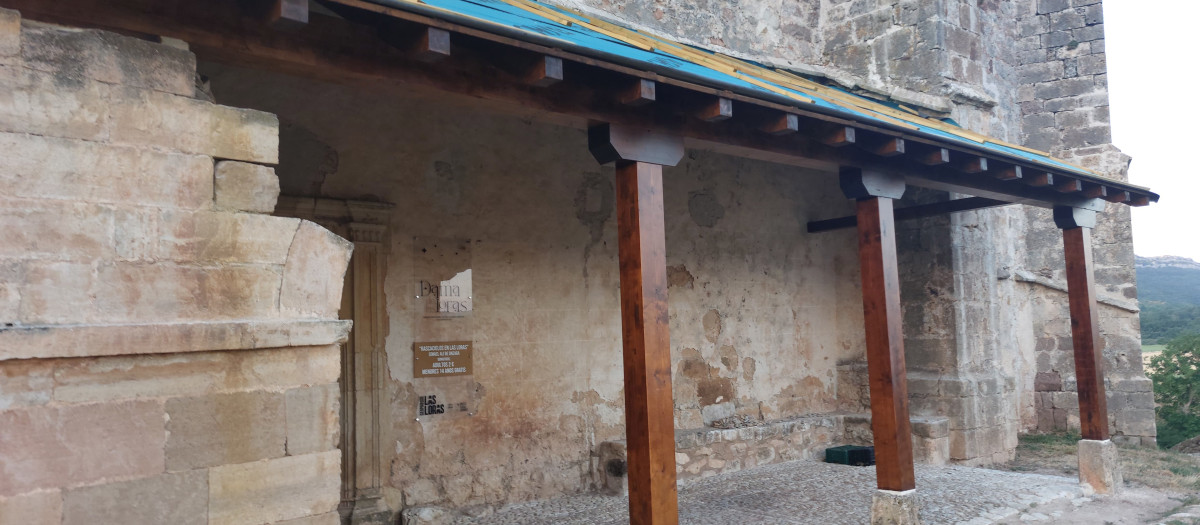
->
[366,0,1158,200]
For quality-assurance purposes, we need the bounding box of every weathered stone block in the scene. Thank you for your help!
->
[111,87,278,164]
[279,221,353,318]
[0,133,214,208]
[21,23,195,97]
[0,198,112,262]
[214,161,281,213]
[0,8,17,57]
[52,344,341,403]
[0,359,52,410]
[0,489,61,525]
[870,489,921,525]
[1077,439,1122,494]
[0,66,111,141]
[208,450,341,525]
[61,470,207,525]
[92,262,282,323]
[285,384,339,456]
[165,390,286,470]
[17,261,95,325]
[0,400,165,496]
[116,210,299,265]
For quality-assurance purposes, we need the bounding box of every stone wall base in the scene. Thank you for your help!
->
[1078,439,1123,495]
[870,489,922,525]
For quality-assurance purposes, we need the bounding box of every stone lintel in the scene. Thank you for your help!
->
[1077,438,1123,495]
[871,488,922,525]
[0,319,352,361]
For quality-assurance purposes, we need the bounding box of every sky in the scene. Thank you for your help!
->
[1104,1,1200,261]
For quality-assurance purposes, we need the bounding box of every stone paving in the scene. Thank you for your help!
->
[456,460,1085,525]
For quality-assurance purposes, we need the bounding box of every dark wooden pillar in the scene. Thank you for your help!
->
[1054,206,1110,440]
[841,167,916,492]
[590,124,684,525]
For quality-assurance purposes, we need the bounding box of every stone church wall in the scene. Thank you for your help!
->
[204,62,869,518]
[0,10,352,524]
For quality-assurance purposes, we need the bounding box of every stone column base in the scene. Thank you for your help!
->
[1078,439,1123,495]
[871,489,922,525]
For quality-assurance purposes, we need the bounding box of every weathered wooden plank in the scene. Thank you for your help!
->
[1062,225,1111,441]
[616,160,680,525]
[856,196,916,492]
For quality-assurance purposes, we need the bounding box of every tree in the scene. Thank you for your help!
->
[1148,333,1200,449]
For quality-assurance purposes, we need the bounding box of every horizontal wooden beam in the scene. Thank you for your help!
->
[807,197,1012,233]
[696,96,733,122]
[619,78,656,106]
[526,55,563,87]
[821,125,856,147]
[760,113,799,135]
[993,166,1022,181]
[10,0,1155,209]
[1025,172,1053,187]
[918,148,950,166]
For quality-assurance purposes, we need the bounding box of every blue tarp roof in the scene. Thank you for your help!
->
[368,0,1139,186]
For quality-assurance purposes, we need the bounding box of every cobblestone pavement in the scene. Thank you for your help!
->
[458,460,1084,525]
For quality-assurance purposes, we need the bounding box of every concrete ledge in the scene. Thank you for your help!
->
[0,319,352,361]
[871,489,922,525]
[1078,439,1122,495]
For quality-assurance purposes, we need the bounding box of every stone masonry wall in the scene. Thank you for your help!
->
[1014,0,1154,445]
[0,10,353,524]
[203,61,868,518]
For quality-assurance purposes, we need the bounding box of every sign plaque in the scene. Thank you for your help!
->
[413,341,474,378]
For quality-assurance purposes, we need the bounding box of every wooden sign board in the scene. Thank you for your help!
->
[413,341,473,378]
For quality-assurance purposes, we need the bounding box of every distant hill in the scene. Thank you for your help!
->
[1136,255,1200,344]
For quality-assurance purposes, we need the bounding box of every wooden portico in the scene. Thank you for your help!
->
[5,0,1157,522]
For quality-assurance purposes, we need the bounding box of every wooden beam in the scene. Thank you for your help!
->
[918,148,950,166]
[1055,178,1083,193]
[760,113,799,135]
[413,26,450,63]
[1102,190,1130,204]
[856,196,916,492]
[619,78,656,106]
[867,137,905,157]
[993,166,1022,181]
[961,156,988,174]
[10,0,1154,209]
[696,96,733,122]
[807,197,1011,233]
[1025,172,1054,187]
[1082,183,1107,199]
[821,125,856,147]
[266,0,308,29]
[1130,195,1151,206]
[1058,216,1110,441]
[616,160,680,525]
[525,55,563,87]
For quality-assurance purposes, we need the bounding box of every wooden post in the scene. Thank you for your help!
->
[841,167,916,492]
[590,124,684,525]
[1055,206,1110,440]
